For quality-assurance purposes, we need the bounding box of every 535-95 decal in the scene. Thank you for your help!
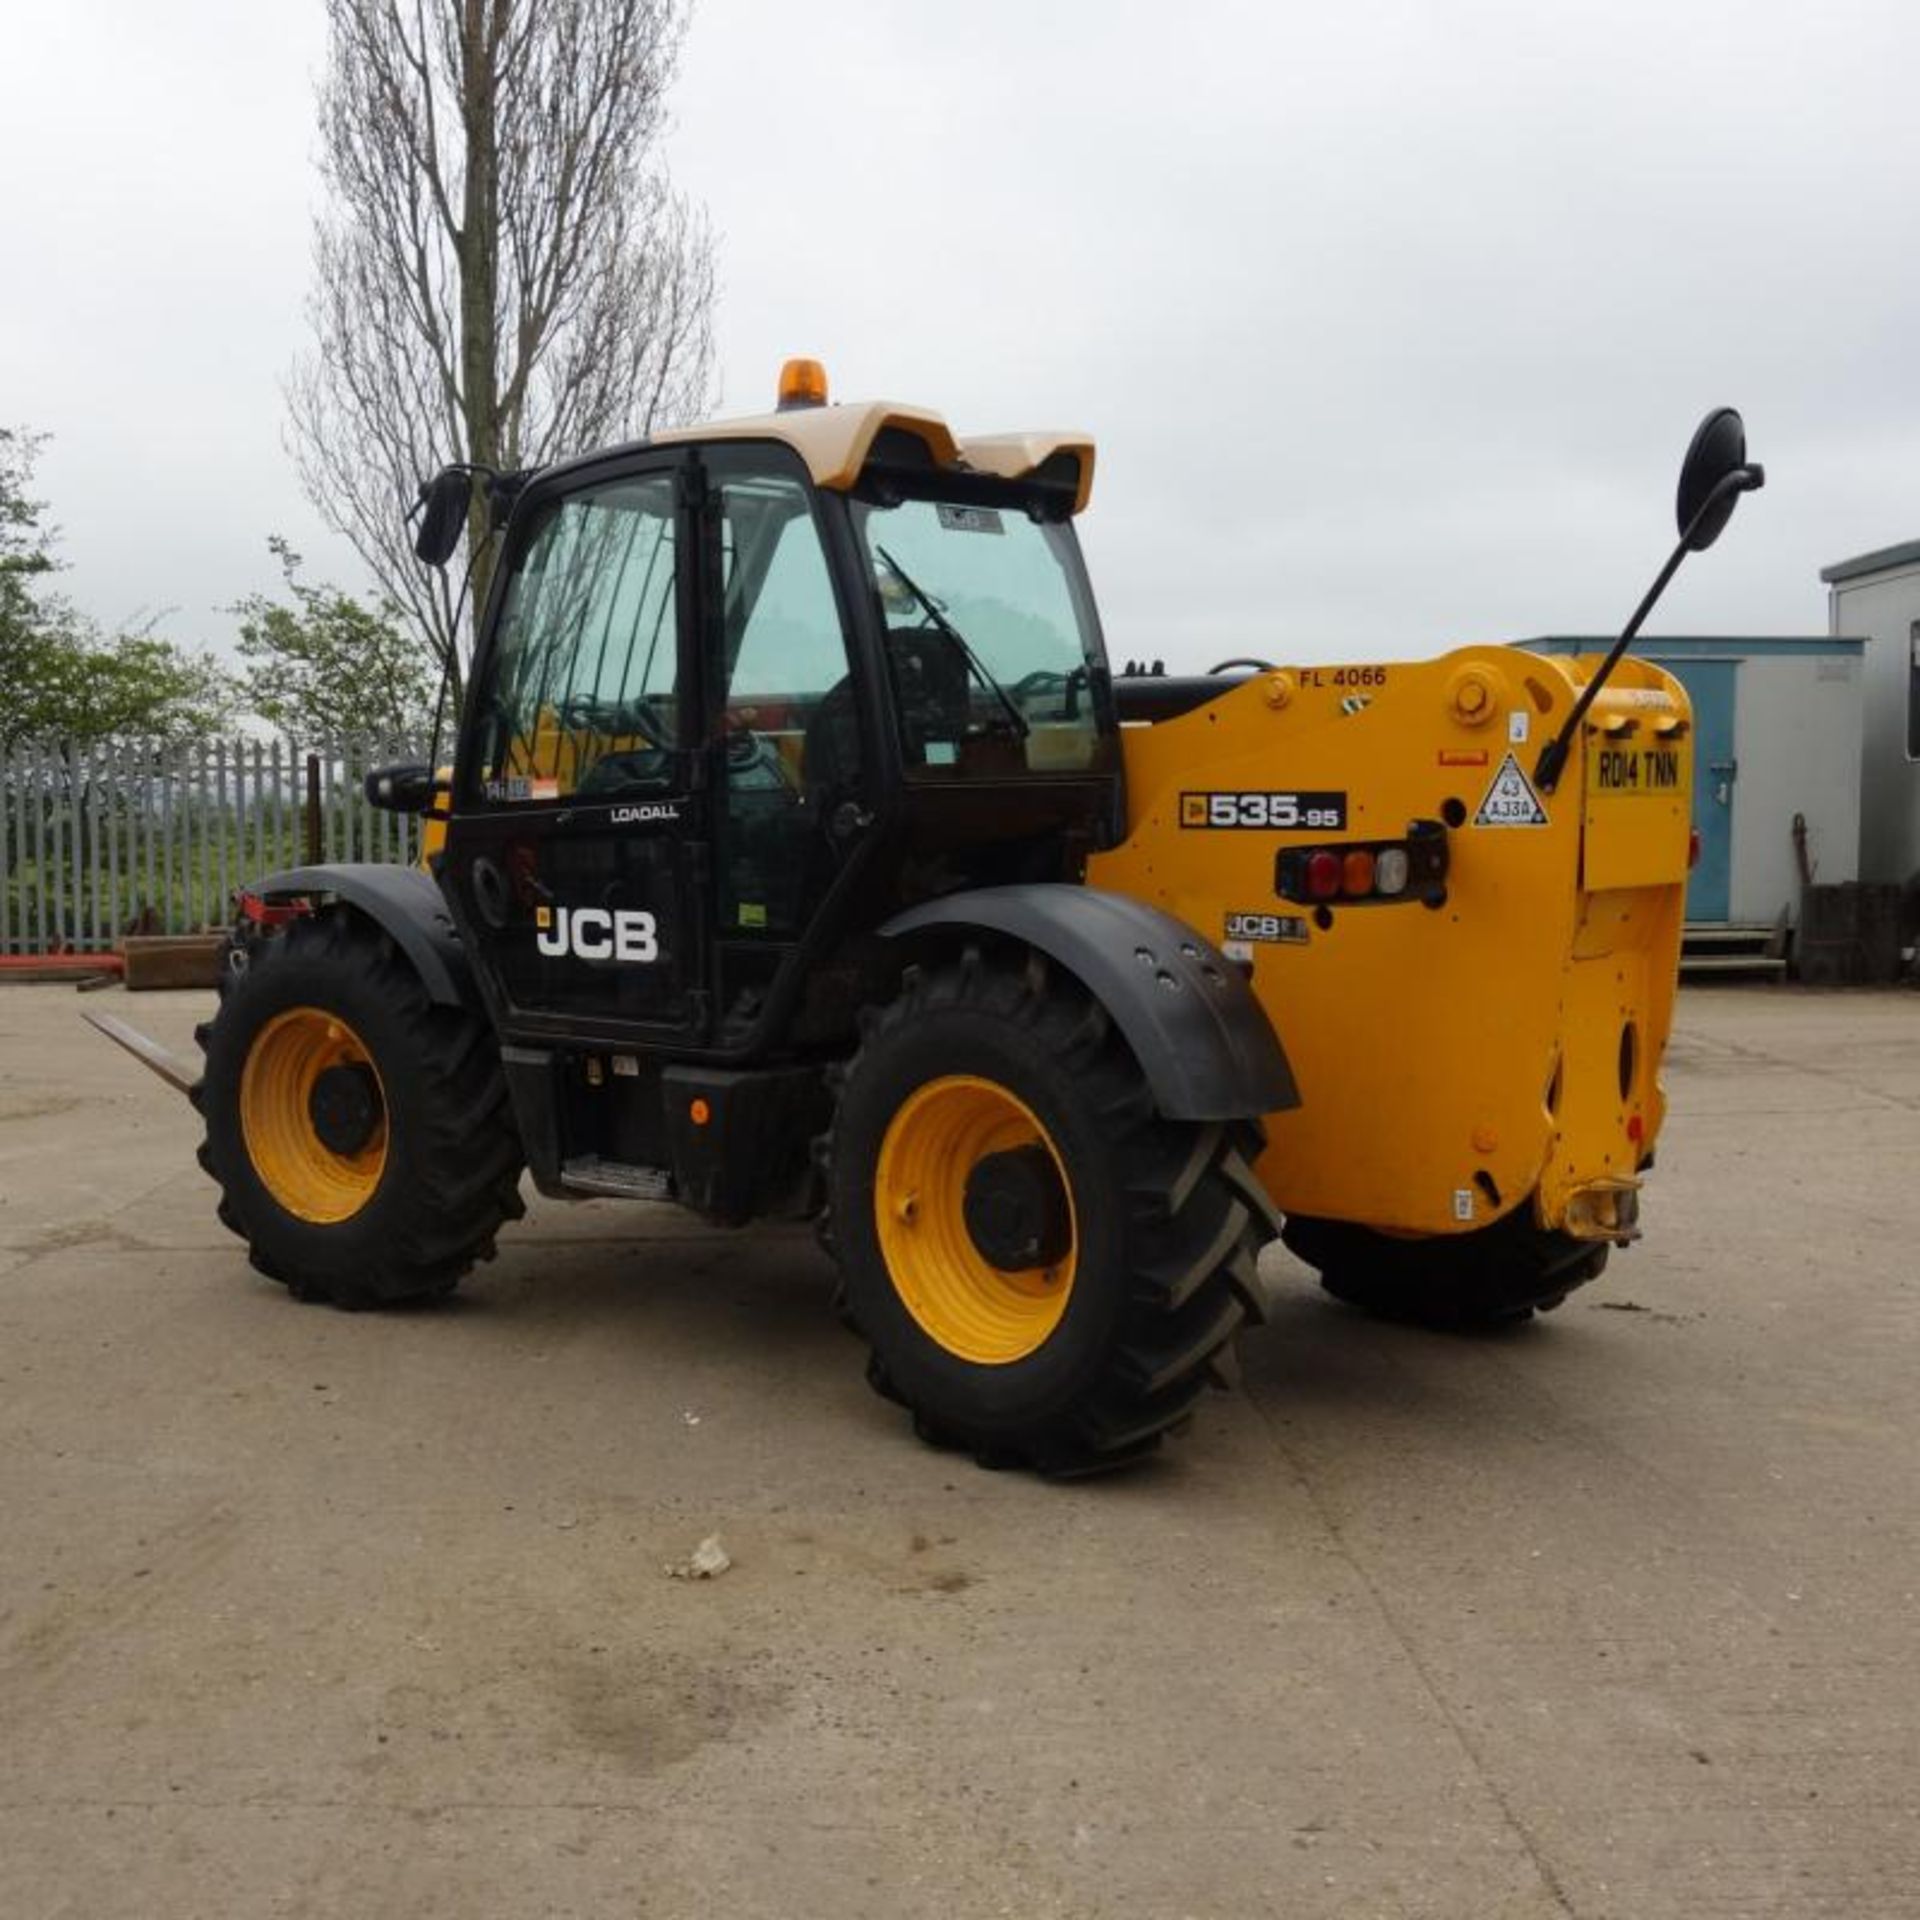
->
[1180,790,1348,831]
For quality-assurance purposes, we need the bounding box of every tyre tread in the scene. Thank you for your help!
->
[822,947,1278,1474]
[197,910,523,1309]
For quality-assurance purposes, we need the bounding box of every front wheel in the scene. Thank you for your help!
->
[194,911,525,1307]
[822,947,1279,1473]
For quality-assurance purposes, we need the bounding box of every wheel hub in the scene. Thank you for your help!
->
[962,1145,1073,1272]
[308,1062,383,1156]
[239,1006,390,1225]
[871,1074,1080,1366]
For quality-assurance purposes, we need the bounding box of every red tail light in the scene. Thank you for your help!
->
[1688,827,1702,870]
[1276,821,1450,908]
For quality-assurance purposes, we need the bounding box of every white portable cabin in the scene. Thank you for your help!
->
[1519,636,1863,927]
[1820,540,1920,886]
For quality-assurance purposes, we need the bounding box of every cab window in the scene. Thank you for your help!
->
[473,470,680,800]
[714,461,859,937]
[849,492,1110,779]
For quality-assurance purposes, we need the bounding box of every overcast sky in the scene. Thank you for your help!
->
[3,0,1916,671]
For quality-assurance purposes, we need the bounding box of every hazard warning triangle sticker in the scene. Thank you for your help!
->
[1473,753,1549,827]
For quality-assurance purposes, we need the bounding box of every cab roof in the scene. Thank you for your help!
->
[650,401,1096,514]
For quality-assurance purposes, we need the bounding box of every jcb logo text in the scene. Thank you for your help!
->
[535,906,659,964]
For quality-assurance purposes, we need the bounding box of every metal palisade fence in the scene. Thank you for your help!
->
[0,735,429,955]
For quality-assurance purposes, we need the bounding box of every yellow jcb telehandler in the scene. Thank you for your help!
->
[102,362,1763,1472]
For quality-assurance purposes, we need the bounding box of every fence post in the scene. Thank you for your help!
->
[90,738,102,947]
[191,739,206,931]
[267,740,281,873]
[143,738,157,928]
[0,740,10,956]
[305,753,322,865]
[251,739,264,876]
[106,738,122,944]
[76,742,91,949]
[232,736,249,896]
[51,744,67,950]
[214,739,229,922]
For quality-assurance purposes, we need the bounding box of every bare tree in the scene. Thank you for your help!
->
[288,0,717,699]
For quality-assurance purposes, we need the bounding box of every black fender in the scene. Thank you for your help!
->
[881,884,1299,1123]
[248,864,473,1008]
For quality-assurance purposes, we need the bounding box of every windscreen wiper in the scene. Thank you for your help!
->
[874,544,1029,738]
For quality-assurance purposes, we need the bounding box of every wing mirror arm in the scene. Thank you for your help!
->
[1533,416,1764,795]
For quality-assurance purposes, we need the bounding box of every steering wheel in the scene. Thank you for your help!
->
[1006,666,1092,719]
[1009,670,1062,699]
[559,694,671,747]
[886,628,971,737]
[575,745,673,795]
[1208,657,1277,674]
[724,721,793,792]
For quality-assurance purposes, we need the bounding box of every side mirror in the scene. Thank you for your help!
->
[414,467,472,567]
[365,761,439,814]
[1675,407,1763,553]
[1535,406,1765,793]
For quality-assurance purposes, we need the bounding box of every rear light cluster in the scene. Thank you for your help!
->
[1276,820,1449,908]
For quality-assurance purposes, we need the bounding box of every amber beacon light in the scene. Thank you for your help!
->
[776,357,829,410]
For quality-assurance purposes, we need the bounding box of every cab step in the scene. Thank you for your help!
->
[559,1157,676,1201]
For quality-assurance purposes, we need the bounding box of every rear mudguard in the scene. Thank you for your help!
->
[246,865,473,1007]
[882,884,1298,1124]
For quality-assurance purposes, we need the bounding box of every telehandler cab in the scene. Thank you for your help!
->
[130,365,1764,1472]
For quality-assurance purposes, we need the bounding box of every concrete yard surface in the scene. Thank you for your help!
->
[1,982,1916,1918]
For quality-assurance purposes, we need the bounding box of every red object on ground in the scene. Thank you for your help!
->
[237,891,310,928]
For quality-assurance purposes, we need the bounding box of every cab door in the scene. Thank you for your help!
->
[445,452,707,1043]
[702,446,873,1038]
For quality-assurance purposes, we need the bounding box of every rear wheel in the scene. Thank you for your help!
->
[1284,1208,1610,1329]
[193,911,525,1307]
[823,948,1278,1473]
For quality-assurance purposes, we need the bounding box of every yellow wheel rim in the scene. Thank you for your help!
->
[239,1007,389,1224]
[873,1074,1077,1365]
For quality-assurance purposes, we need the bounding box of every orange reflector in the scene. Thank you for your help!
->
[1627,1113,1644,1142]
[1342,848,1376,895]
[690,1098,712,1126]
[777,357,829,410]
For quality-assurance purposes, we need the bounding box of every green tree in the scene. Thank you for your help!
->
[9,622,235,745]
[231,537,435,742]
[0,427,58,676]
[0,428,234,748]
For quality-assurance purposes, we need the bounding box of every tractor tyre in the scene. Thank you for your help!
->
[192,910,525,1308]
[822,947,1278,1474]
[1284,1207,1609,1330]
